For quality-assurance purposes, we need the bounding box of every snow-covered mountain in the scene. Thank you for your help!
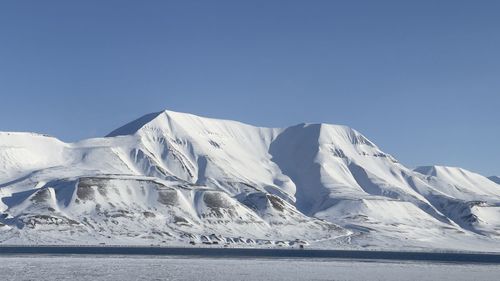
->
[0,110,499,251]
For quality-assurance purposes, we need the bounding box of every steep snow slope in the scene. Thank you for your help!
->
[413,166,500,237]
[108,111,295,199]
[414,166,500,200]
[0,110,499,251]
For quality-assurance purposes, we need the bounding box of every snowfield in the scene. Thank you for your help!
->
[0,255,499,281]
[0,109,499,251]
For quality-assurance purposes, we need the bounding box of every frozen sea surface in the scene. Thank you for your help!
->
[1,255,499,281]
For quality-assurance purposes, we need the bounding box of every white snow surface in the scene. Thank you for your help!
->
[0,110,499,251]
[1,256,499,281]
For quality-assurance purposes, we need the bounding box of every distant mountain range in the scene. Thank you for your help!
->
[0,110,499,251]
[489,176,500,185]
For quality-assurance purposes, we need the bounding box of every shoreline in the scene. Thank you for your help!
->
[1,245,500,263]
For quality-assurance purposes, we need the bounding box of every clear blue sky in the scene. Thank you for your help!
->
[0,1,499,176]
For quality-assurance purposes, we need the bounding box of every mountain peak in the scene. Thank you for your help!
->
[106,110,368,144]
[106,109,272,137]
[106,111,164,137]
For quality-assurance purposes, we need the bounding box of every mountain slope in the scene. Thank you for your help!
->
[0,110,499,251]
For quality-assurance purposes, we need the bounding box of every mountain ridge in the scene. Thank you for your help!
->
[0,109,499,251]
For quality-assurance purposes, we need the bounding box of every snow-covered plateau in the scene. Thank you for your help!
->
[0,110,499,251]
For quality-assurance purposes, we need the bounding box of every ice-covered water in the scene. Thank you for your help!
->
[1,255,499,281]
